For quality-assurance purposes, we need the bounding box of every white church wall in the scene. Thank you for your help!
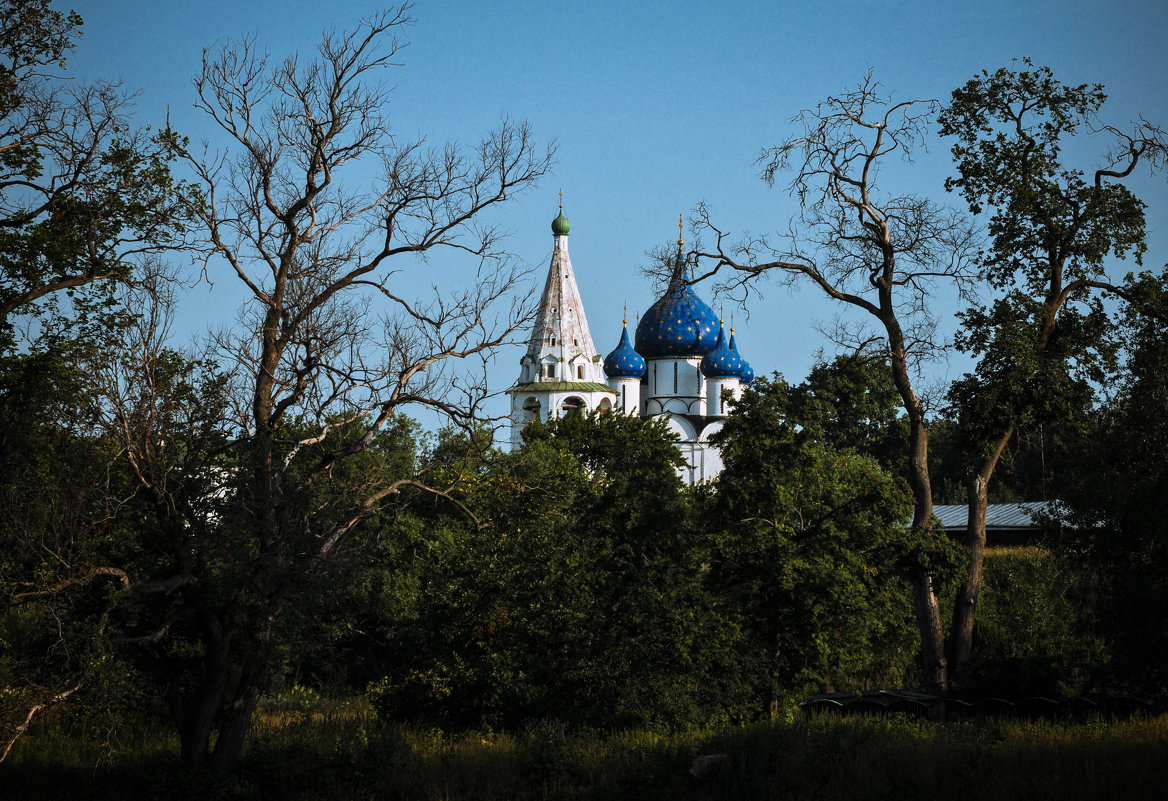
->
[609,377,641,416]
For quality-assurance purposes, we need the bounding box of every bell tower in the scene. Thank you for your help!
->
[508,200,615,443]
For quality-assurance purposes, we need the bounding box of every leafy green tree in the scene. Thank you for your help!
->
[0,272,229,761]
[523,412,750,727]
[788,355,908,476]
[1,5,200,740]
[371,413,752,729]
[936,60,1166,683]
[0,0,197,340]
[962,547,1103,698]
[1056,269,1168,693]
[370,429,591,727]
[929,407,1093,507]
[693,74,980,692]
[0,349,123,761]
[704,376,949,711]
[1,263,424,772]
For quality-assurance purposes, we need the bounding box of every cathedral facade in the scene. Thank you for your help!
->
[507,208,753,485]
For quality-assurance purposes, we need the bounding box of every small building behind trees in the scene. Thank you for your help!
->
[933,501,1061,548]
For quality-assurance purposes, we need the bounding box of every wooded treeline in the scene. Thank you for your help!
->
[2,0,1166,775]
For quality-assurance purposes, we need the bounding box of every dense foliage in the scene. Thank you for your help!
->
[361,415,751,729]
[1052,271,1168,694]
[703,372,932,708]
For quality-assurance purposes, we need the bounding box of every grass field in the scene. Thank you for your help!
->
[5,696,1167,800]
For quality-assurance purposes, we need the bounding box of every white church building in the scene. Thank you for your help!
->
[507,207,753,485]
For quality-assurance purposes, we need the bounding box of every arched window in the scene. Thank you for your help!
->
[561,396,586,416]
[577,364,584,379]
[522,397,541,421]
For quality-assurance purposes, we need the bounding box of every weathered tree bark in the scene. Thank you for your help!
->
[1,681,84,763]
[179,620,235,768]
[208,662,264,773]
[949,427,1013,685]
[891,314,948,694]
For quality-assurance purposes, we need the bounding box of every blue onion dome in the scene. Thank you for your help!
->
[700,323,746,378]
[603,323,646,378]
[729,329,754,383]
[634,269,720,358]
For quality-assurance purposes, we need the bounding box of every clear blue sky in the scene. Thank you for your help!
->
[62,0,1168,429]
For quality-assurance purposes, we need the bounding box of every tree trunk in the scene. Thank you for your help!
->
[890,320,948,694]
[176,623,270,773]
[911,572,948,694]
[770,630,782,717]
[948,476,988,686]
[209,671,263,773]
[948,425,1014,685]
[179,623,234,768]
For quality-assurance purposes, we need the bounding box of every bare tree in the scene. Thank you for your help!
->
[131,6,554,770]
[692,74,979,693]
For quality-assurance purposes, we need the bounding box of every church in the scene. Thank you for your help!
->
[508,206,753,485]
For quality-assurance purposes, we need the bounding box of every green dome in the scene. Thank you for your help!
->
[551,209,571,236]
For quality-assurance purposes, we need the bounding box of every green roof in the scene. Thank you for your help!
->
[508,381,614,394]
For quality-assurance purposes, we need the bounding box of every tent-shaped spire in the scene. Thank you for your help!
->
[524,204,601,379]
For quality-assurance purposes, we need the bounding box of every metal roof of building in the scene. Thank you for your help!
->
[933,501,1061,530]
[507,381,615,395]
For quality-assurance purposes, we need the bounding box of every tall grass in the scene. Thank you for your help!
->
[5,696,1167,800]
